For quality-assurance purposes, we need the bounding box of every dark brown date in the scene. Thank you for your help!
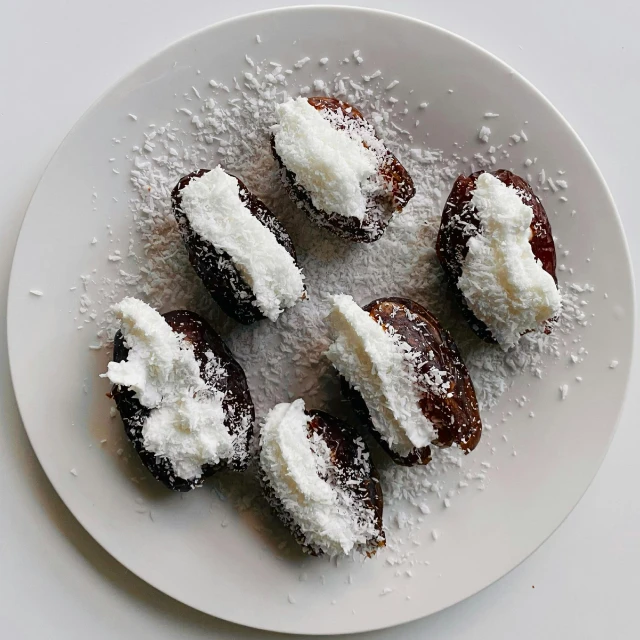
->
[436,169,558,342]
[272,96,415,243]
[261,409,385,557]
[342,297,482,466]
[172,169,303,325]
[111,309,254,491]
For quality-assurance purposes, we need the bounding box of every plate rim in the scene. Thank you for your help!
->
[7,4,636,635]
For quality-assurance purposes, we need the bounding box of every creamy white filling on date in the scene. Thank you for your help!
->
[180,167,305,321]
[272,97,380,221]
[259,399,376,556]
[325,295,435,457]
[104,297,233,480]
[457,173,562,348]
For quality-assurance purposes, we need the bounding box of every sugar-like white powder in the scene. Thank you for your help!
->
[325,295,434,457]
[180,166,306,322]
[272,97,378,221]
[259,399,376,556]
[457,173,562,348]
[104,297,233,480]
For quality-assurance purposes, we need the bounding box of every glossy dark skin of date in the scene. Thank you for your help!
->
[111,310,254,491]
[262,409,385,556]
[172,170,302,325]
[272,96,415,243]
[342,297,482,466]
[436,169,558,342]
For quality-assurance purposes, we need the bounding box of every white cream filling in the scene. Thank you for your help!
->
[180,166,305,321]
[259,399,374,556]
[325,295,434,457]
[272,97,378,221]
[457,172,562,348]
[104,297,233,480]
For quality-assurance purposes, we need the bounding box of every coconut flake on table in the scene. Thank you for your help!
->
[103,297,234,480]
[180,166,305,321]
[272,97,384,221]
[457,172,562,348]
[259,399,378,556]
[325,294,435,457]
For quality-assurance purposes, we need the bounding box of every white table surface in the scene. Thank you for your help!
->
[1,1,638,638]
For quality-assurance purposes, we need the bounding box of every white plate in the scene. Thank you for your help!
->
[7,6,634,636]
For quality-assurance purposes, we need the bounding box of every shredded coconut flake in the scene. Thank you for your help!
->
[478,126,491,143]
[294,56,310,69]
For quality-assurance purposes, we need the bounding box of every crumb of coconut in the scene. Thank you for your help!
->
[478,126,491,143]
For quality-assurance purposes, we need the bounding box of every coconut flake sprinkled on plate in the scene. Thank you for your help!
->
[478,126,491,143]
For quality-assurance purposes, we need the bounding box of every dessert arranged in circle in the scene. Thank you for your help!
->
[436,170,561,348]
[325,295,482,466]
[172,166,306,325]
[259,399,384,557]
[104,298,254,491]
[271,96,415,243]
[103,93,564,556]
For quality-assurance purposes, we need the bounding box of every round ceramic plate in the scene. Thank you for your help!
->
[7,6,634,636]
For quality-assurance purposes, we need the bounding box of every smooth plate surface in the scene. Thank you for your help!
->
[7,6,634,636]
